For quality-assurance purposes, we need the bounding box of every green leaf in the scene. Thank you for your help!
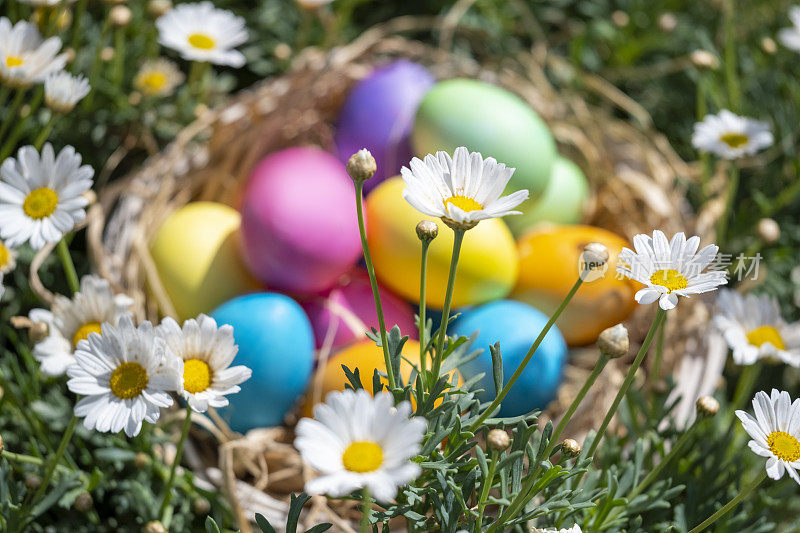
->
[489,342,503,395]
[205,516,222,533]
[254,513,277,533]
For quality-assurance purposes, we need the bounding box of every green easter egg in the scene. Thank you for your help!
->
[412,78,556,200]
[505,156,590,236]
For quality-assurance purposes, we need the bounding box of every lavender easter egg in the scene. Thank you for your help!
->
[335,60,435,192]
[302,270,418,350]
[240,147,362,294]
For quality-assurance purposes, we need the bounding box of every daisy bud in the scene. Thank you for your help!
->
[144,521,167,533]
[761,37,778,55]
[562,438,581,458]
[25,475,42,491]
[597,324,629,359]
[580,242,609,281]
[193,497,211,515]
[101,47,115,62]
[696,395,719,417]
[134,452,150,469]
[110,5,132,27]
[658,12,677,33]
[757,218,780,244]
[74,492,93,512]
[611,10,629,27]
[63,48,76,64]
[416,220,439,243]
[147,0,172,17]
[129,91,142,106]
[690,50,719,70]
[487,429,511,452]
[0,434,3,455]
[274,43,292,60]
[346,149,377,184]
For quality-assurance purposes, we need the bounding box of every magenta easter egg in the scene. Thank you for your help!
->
[335,60,435,192]
[302,270,418,349]
[240,147,362,294]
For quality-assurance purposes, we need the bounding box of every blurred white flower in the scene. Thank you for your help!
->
[692,110,773,159]
[400,146,529,230]
[617,230,727,310]
[67,316,183,437]
[0,239,17,274]
[156,314,251,413]
[296,0,333,8]
[736,389,800,486]
[295,389,427,502]
[534,526,583,533]
[29,275,133,376]
[134,58,184,97]
[0,17,67,88]
[713,289,800,367]
[0,143,94,249]
[779,7,800,51]
[156,2,247,67]
[18,0,76,5]
[44,71,90,114]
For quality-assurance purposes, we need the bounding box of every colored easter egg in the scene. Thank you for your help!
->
[335,60,435,192]
[150,202,260,321]
[240,147,362,295]
[366,177,518,309]
[212,293,315,431]
[302,270,418,350]
[412,79,556,200]
[505,156,590,236]
[451,300,567,417]
[511,225,639,346]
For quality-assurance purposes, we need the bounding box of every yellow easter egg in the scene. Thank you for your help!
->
[511,225,639,346]
[366,177,518,308]
[150,202,261,321]
[301,340,460,417]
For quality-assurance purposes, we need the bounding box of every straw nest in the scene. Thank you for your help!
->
[76,17,723,532]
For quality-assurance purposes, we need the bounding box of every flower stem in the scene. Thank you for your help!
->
[431,228,465,380]
[57,237,80,294]
[651,316,667,382]
[31,414,77,503]
[159,409,193,526]
[360,487,371,533]
[586,308,667,457]
[469,273,585,432]
[717,162,739,245]
[0,87,43,161]
[69,0,88,53]
[475,449,498,531]
[688,470,766,533]
[418,239,431,380]
[353,181,395,389]
[33,114,56,151]
[0,88,26,141]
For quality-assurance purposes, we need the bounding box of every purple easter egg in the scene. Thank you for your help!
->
[302,270,418,350]
[335,60,435,192]
[240,147,362,294]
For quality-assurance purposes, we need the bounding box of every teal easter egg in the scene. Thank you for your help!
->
[505,156,589,236]
[412,79,556,200]
[211,293,314,431]
[451,300,567,417]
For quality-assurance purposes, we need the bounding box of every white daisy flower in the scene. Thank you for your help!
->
[0,239,17,274]
[29,275,133,377]
[0,143,94,250]
[66,316,183,437]
[400,146,529,230]
[691,110,773,160]
[779,7,800,52]
[736,389,800,486]
[713,289,800,367]
[44,71,90,114]
[0,17,67,88]
[156,314,251,413]
[294,389,427,502]
[134,58,184,97]
[534,526,582,533]
[18,0,77,6]
[156,2,248,67]
[617,230,727,310]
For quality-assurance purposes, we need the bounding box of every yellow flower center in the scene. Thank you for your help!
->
[767,431,800,462]
[746,325,786,350]
[183,358,212,394]
[0,242,10,270]
[649,268,688,292]
[342,441,383,473]
[23,187,58,220]
[109,362,148,400]
[141,71,167,91]
[187,33,216,50]
[5,55,23,68]
[72,321,102,348]
[720,132,750,148]
[445,195,483,213]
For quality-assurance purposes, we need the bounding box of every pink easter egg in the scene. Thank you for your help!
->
[240,147,362,294]
[302,270,418,350]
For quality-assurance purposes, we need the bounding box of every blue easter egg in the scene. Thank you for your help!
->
[211,293,315,431]
[451,300,567,417]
